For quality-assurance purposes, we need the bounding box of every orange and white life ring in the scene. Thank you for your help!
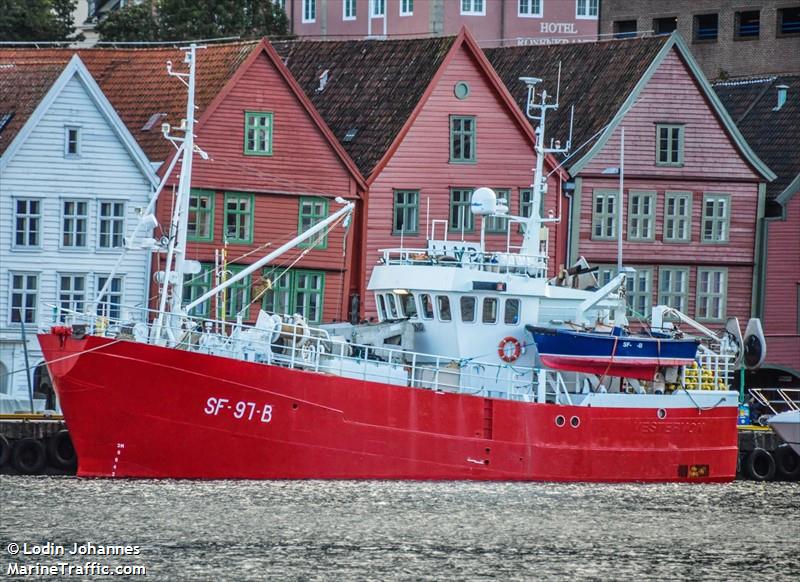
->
[498,336,522,363]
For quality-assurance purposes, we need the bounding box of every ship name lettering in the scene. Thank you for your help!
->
[204,397,273,423]
[638,420,702,434]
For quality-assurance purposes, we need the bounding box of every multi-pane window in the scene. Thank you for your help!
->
[626,268,653,318]
[65,126,80,157]
[485,189,510,233]
[694,13,718,41]
[244,112,273,155]
[400,0,413,16]
[450,115,476,163]
[98,201,125,248]
[343,0,356,19]
[183,264,212,317]
[519,0,542,17]
[702,194,730,243]
[223,266,251,321]
[576,0,599,18]
[263,269,325,324]
[370,0,385,17]
[188,189,215,242]
[519,188,544,233]
[392,190,419,235]
[449,188,474,233]
[696,268,727,321]
[62,200,88,248]
[658,267,689,313]
[596,265,616,287]
[224,193,253,244]
[461,0,485,15]
[96,276,122,320]
[10,273,38,324]
[298,197,329,249]
[591,191,617,240]
[664,192,692,242]
[627,191,655,241]
[302,0,316,22]
[58,274,86,320]
[735,10,760,39]
[14,199,41,247]
[656,124,684,166]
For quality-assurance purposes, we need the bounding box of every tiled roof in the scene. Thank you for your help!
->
[484,36,670,167]
[714,74,800,202]
[272,36,456,177]
[0,42,256,161]
[0,61,65,156]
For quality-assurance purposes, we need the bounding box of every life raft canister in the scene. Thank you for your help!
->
[498,336,522,363]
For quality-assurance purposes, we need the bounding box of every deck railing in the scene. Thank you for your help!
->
[379,247,548,277]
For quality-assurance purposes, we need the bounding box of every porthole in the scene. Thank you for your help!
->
[454,81,470,100]
[570,416,580,428]
[555,415,566,427]
[657,408,667,419]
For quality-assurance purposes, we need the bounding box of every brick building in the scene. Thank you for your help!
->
[599,1,800,79]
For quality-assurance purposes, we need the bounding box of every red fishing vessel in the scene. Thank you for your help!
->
[39,47,744,482]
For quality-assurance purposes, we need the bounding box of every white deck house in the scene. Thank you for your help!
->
[0,55,157,412]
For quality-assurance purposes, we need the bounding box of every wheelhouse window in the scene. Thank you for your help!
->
[461,0,484,16]
[694,13,718,42]
[627,191,655,241]
[244,112,273,156]
[376,294,387,320]
[224,193,253,244]
[419,294,434,320]
[658,267,688,313]
[664,192,692,242]
[188,189,215,242]
[460,296,476,322]
[14,199,41,247]
[399,293,417,318]
[735,10,760,39]
[10,273,38,324]
[696,268,727,321]
[302,0,316,22]
[482,297,498,324]
[298,197,329,249]
[58,274,86,321]
[591,191,617,240]
[450,116,476,163]
[504,298,521,325]
[519,0,542,18]
[393,190,419,235]
[436,295,452,321]
[98,201,125,249]
[450,188,474,233]
[385,293,399,319]
[576,0,598,18]
[656,124,684,166]
[62,200,88,248]
[64,126,80,157]
[96,276,122,320]
[183,264,212,318]
[701,194,730,243]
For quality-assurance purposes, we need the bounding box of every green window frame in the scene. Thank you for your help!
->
[591,190,617,240]
[627,190,656,241]
[183,263,213,317]
[701,193,730,243]
[519,188,545,233]
[450,115,476,163]
[696,267,727,322]
[656,124,684,166]
[223,192,254,244]
[449,188,474,233]
[484,188,510,233]
[392,190,419,235]
[663,191,692,242]
[188,189,215,242]
[223,265,251,321]
[262,269,325,324]
[244,111,273,156]
[595,264,616,287]
[298,197,329,249]
[658,266,689,313]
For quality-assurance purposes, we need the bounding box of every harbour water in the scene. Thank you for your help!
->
[1,477,798,580]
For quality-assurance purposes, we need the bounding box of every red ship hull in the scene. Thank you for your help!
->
[39,333,738,482]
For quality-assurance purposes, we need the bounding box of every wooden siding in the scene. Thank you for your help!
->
[763,196,800,370]
[0,74,154,397]
[363,44,561,316]
[156,50,361,322]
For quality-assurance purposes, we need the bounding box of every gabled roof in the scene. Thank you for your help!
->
[272,35,455,178]
[0,54,156,185]
[714,74,800,203]
[485,33,775,182]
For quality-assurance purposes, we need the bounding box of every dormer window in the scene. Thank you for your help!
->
[65,126,80,157]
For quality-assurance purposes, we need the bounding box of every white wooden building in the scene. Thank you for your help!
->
[0,55,157,412]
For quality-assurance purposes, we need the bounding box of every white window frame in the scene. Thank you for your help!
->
[400,0,413,17]
[61,198,90,249]
[302,0,316,23]
[12,197,42,248]
[343,0,356,20]
[64,125,81,158]
[518,0,543,18]
[461,0,485,16]
[98,200,126,250]
[9,272,39,324]
[58,273,87,320]
[701,193,730,244]
[658,267,689,314]
[696,268,727,322]
[95,274,124,320]
[576,0,599,19]
[626,267,653,319]
[663,191,692,243]
[627,190,656,242]
[370,0,385,18]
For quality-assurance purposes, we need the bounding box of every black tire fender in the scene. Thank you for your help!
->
[47,430,77,470]
[774,444,800,480]
[745,447,776,481]
[0,434,11,468]
[11,438,47,475]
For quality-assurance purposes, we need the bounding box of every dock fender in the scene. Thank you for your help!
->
[774,444,800,480]
[744,447,776,481]
[0,434,10,468]
[47,430,77,470]
[11,438,47,475]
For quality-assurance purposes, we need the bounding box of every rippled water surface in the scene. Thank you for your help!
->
[1,478,798,580]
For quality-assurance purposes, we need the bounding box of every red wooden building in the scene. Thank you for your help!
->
[276,29,566,317]
[488,33,775,331]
